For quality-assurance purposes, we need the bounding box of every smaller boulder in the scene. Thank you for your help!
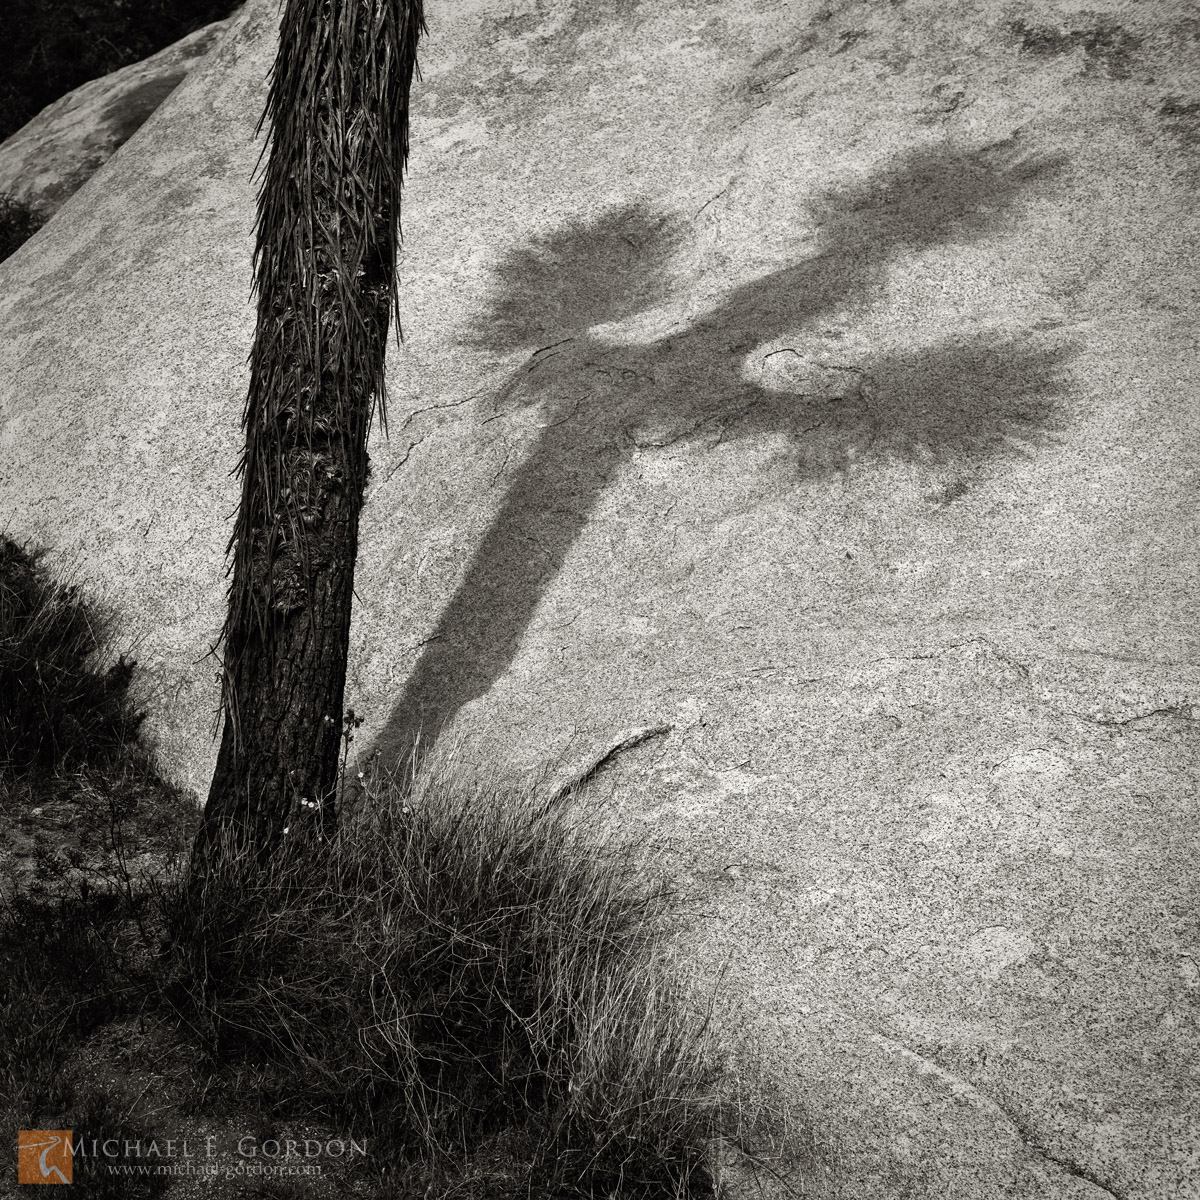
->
[0,16,236,219]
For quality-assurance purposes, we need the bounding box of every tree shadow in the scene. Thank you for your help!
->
[370,140,1075,771]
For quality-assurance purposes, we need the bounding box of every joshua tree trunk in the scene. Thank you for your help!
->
[191,0,423,882]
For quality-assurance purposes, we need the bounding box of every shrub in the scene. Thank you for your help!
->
[0,192,47,264]
[0,536,143,770]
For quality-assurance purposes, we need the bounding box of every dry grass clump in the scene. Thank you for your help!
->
[167,760,759,1197]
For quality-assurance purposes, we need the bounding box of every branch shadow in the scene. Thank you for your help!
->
[369,140,1075,771]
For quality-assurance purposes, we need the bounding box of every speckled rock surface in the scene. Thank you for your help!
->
[0,16,238,218]
[1,1,1198,1196]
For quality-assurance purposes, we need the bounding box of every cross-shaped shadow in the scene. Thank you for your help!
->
[370,139,1075,772]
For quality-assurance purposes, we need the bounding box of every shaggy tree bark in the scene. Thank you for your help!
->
[191,0,423,882]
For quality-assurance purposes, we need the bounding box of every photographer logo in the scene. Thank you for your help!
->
[17,1130,73,1185]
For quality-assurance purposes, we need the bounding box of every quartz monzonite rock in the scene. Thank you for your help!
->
[1,1,1197,1196]
[0,14,237,217]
